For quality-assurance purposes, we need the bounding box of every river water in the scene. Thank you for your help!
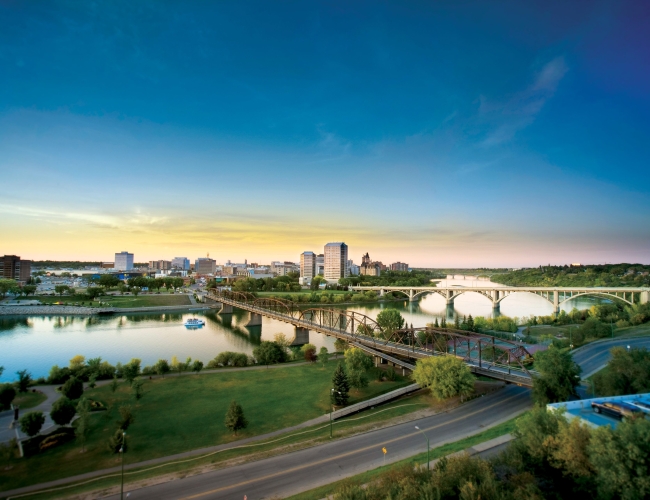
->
[0,279,609,382]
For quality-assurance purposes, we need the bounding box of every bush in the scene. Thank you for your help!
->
[22,427,75,457]
[48,365,72,385]
[39,432,75,452]
[0,383,16,410]
[210,351,249,368]
[253,341,287,366]
[61,376,84,400]
[50,397,76,426]
[20,411,45,437]
[108,428,127,453]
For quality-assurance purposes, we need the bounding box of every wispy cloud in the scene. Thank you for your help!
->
[480,57,568,147]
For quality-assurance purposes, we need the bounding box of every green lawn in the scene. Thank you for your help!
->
[0,364,409,491]
[13,390,47,409]
[101,294,192,308]
[34,295,101,307]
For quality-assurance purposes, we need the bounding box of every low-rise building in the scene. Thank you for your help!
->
[0,255,31,284]
[195,257,217,275]
[172,257,190,270]
[390,262,409,272]
[149,260,172,270]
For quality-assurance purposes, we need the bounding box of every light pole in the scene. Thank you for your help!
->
[120,431,126,500]
[627,345,631,352]
[330,389,341,439]
[414,425,430,470]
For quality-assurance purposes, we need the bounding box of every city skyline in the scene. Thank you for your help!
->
[1,2,649,266]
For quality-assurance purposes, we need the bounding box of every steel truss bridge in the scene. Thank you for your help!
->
[207,291,537,387]
[350,286,650,312]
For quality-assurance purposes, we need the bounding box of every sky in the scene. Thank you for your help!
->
[1,1,649,267]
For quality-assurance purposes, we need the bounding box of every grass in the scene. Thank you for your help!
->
[33,296,101,307]
[13,391,47,409]
[0,363,410,492]
[285,413,523,500]
[100,295,192,308]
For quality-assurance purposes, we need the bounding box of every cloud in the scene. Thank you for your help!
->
[481,57,568,147]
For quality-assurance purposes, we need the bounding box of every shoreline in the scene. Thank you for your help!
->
[0,304,217,316]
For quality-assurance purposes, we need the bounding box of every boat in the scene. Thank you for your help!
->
[184,318,205,328]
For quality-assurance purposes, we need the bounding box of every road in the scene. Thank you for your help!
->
[572,336,650,378]
[106,385,531,500]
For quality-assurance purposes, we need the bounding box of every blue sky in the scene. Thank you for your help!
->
[1,1,649,266]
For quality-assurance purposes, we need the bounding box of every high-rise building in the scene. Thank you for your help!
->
[347,259,360,276]
[0,255,31,284]
[172,257,190,270]
[390,262,409,272]
[194,257,216,275]
[149,260,172,270]
[300,251,316,278]
[114,251,134,270]
[324,242,348,281]
[360,252,381,276]
[316,254,325,276]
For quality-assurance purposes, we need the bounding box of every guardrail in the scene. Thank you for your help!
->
[331,384,421,419]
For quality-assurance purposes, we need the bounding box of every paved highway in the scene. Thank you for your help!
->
[107,385,531,500]
[573,337,650,378]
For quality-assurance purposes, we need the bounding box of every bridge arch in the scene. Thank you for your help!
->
[252,298,298,317]
[297,308,385,339]
[558,291,634,308]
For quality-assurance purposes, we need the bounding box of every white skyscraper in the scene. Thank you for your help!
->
[114,251,134,270]
[300,251,316,278]
[324,242,348,281]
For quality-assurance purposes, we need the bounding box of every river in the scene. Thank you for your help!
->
[0,279,610,382]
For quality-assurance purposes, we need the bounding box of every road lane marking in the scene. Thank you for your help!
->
[180,391,528,499]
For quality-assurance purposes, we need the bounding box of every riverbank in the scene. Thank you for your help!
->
[0,304,217,316]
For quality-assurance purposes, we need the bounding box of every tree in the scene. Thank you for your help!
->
[318,347,329,367]
[86,287,103,300]
[15,369,32,393]
[154,359,170,378]
[69,354,86,372]
[589,417,650,500]
[98,274,120,289]
[273,333,290,352]
[110,374,119,393]
[50,397,76,426]
[593,346,650,396]
[19,411,45,437]
[0,279,19,298]
[22,285,37,296]
[225,401,248,435]
[333,338,348,357]
[62,376,84,400]
[412,356,474,400]
[467,314,475,332]
[76,398,91,452]
[344,348,373,392]
[132,379,144,400]
[108,428,126,453]
[131,286,142,296]
[192,360,204,374]
[54,285,70,296]
[118,405,135,430]
[376,309,405,338]
[253,341,287,367]
[122,359,141,385]
[302,343,318,362]
[331,363,350,406]
[0,384,16,410]
[531,347,581,405]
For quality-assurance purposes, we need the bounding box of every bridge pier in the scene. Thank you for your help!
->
[642,291,649,305]
[379,289,385,297]
[553,291,560,315]
[219,303,233,314]
[246,313,262,327]
[409,289,416,302]
[445,290,455,307]
[290,327,309,346]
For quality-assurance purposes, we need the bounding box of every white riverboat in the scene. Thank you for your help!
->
[184,318,205,328]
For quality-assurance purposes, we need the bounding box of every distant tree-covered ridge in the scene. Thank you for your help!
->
[491,264,650,287]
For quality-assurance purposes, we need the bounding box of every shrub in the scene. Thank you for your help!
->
[39,432,75,452]
[50,397,76,426]
[20,411,45,437]
[385,366,397,381]
[48,365,72,385]
[108,428,127,453]
[61,376,84,400]
[0,383,16,410]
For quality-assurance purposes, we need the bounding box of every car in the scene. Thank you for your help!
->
[591,401,644,420]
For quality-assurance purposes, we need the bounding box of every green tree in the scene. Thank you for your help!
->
[22,285,37,296]
[302,343,318,362]
[589,417,650,500]
[253,341,287,367]
[593,346,650,396]
[108,428,126,453]
[19,411,45,437]
[412,356,474,400]
[118,404,135,430]
[110,374,119,393]
[154,359,171,378]
[333,338,348,357]
[50,397,76,426]
[344,348,373,392]
[122,359,141,385]
[318,346,329,367]
[0,279,19,298]
[76,397,91,452]
[331,363,350,406]
[132,379,144,400]
[225,400,248,435]
[54,285,70,296]
[192,360,204,374]
[376,309,405,338]
[131,286,141,296]
[86,287,103,300]
[61,376,84,400]
[0,384,16,410]
[15,369,32,393]
[531,347,581,405]
[98,274,120,289]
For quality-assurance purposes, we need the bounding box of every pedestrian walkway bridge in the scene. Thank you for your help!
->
[206,291,536,387]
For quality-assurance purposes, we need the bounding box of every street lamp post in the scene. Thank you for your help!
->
[120,431,126,500]
[330,389,341,439]
[414,426,430,470]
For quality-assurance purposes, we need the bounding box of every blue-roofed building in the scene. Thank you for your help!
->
[547,393,650,429]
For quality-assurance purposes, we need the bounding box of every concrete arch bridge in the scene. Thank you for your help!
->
[350,286,650,313]
[206,290,537,386]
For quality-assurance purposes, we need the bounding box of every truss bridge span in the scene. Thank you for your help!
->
[207,291,537,387]
[350,286,650,313]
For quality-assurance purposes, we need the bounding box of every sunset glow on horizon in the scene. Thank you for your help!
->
[2,2,649,267]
